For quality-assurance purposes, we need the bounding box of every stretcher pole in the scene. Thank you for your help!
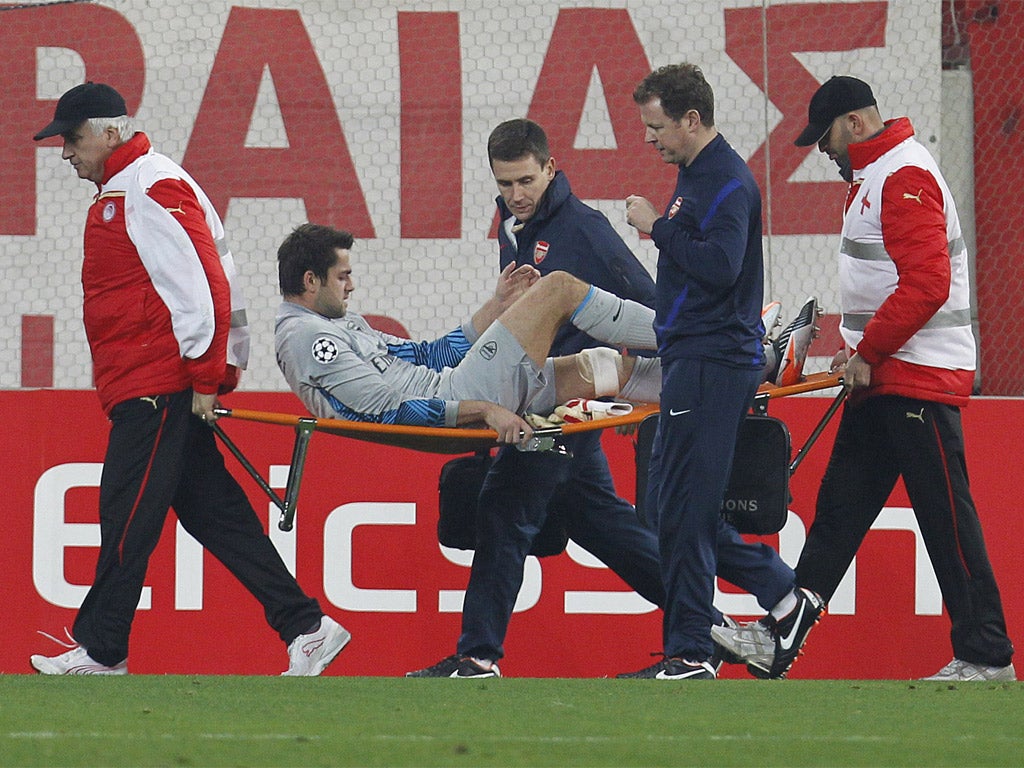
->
[209,421,287,513]
[279,418,316,531]
[211,408,318,532]
[789,386,847,474]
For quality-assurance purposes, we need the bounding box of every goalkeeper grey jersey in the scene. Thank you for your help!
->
[275,301,477,427]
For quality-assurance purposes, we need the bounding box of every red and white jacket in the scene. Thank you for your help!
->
[82,132,249,413]
[840,117,975,406]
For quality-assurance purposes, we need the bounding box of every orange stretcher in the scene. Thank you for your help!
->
[211,371,845,532]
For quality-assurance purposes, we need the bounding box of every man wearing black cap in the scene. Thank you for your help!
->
[30,82,351,676]
[792,75,878,181]
[713,75,1016,681]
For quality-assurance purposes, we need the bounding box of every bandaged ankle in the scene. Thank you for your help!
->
[618,355,661,403]
[569,286,656,349]
[576,347,623,397]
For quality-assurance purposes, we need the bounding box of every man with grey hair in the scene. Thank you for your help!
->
[29,82,350,676]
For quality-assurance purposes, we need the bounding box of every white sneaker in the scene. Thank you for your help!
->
[711,619,774,670]
[31,644,127,675]
[921,658,1017,682]
[281,616,351,676]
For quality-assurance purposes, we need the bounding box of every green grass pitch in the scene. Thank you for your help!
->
[1,676,1020,767]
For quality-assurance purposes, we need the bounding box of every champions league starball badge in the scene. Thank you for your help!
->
[311,336,339,364]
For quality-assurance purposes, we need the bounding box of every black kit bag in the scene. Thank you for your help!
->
[634,413,791,535]
[437,451,569,557]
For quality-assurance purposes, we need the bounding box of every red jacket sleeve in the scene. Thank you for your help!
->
[856,165,951,365]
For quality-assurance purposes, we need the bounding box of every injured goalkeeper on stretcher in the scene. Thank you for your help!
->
[273,224,819,446]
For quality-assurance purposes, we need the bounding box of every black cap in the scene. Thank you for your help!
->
[33,82,128,141]
[794,76,876,147]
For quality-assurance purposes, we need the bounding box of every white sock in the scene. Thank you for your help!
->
[570,286,656,349]
[618,355,661,403]
[770,590,799,620]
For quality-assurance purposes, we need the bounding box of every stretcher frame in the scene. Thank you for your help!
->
[211,371,845,532]
[752,372,848,474]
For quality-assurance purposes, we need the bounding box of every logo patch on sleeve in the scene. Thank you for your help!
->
[311,337,339,364]
[533,241,549,264]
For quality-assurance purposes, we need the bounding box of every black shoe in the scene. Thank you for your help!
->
[405,654,500,678]
[453,656,500,678]
[768,296,820,386]
[617,656,716,680]
[748,587,825,679]
[405,654,461,677]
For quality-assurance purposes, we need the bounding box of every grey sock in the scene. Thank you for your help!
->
[762,344,778,384]
[618,356,661,403]
[570,286,656,349]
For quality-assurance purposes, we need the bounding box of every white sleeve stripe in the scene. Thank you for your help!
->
[125,177,216,359]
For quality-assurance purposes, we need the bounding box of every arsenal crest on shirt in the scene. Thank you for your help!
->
[533,241,549,264]
[667,196,683,219]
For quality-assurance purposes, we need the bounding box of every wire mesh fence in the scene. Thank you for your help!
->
[2,0,1020,393]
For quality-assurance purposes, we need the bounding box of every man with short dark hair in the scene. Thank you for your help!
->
[30,82,350,676]
[405,118,666,678]
[274,222,663,444]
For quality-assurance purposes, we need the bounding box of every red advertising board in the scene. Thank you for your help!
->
[6,389,1022,679]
